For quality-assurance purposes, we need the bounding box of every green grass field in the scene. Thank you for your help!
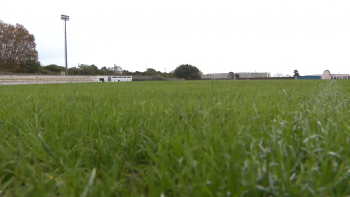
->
[1,80,350,197]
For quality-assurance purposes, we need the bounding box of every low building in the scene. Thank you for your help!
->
[312,70,349,79]
[95,76,132,82]
[201,73,230,79]
[201,72,270,79]
[330,74,349,79]
[237,72,271,78]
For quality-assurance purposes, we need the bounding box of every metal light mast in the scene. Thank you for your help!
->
[61,14,69,76]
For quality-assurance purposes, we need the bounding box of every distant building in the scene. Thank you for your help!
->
[313,70,349,79]
[201,72,270,79]
[323,70,331,79]
[330,74,350,79]
[201,73,230,79]
[237,72,271,78]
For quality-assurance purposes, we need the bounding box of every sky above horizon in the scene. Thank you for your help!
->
[1,0,349,76]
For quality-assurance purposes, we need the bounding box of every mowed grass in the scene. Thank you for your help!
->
[1,80,350,197]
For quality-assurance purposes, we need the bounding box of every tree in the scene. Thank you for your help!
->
[293,70,299,77]
[68,67,79,75]
[166,71,176,78]
[23,59,41,73]
[228,72,240,79]
[99,66,115,75]
[228,72,234,78]
[78,64,99,75]
[100,66,109,72]
[146,68,157,75]
[112,64,123,74]
[42,64,65,73]
[122,70,132,75]
[0,20,38,69]
[174,64,201,80]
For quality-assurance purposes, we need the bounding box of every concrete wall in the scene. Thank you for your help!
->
[201,77,295,80]
[237,77,294,80]
[165,78,185,81]
[132,75,166,81]
[202,72,271,79]
[201,73,230,79]
[0,75,93,85]
[237,73,270,78]
[297,76,322,80]
[0,75,132,85]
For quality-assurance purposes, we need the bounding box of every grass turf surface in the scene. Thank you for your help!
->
[0,80,350,196]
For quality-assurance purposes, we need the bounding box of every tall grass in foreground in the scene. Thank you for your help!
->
[0,80,350,196]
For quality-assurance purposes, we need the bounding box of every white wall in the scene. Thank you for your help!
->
[0,75,132,85]
[237,73,270,78]
[202,73,230,79]
[94,76,132,82]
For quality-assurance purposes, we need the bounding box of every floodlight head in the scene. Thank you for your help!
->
[61,15,70,21]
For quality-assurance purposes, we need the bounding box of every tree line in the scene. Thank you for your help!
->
[0,20,38,71]
[273,70,300,78]
[69,64,202,80]
[1,20,202,79]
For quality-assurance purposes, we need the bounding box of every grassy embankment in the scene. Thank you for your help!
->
[0,80,350,196]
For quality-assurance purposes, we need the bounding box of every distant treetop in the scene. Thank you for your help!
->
[174,64,201,80]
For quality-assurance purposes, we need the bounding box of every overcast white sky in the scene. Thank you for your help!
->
[1,0,350,76]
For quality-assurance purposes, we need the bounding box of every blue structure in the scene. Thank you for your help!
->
[297,76,322,80]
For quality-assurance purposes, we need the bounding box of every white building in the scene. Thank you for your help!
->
[201,73,230,79]
[330,74,349,79]
[95,76,132,82]
[237,72,271,78]
[313,70,349,79]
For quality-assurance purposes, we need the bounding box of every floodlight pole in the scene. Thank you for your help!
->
[61,15,69,76]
